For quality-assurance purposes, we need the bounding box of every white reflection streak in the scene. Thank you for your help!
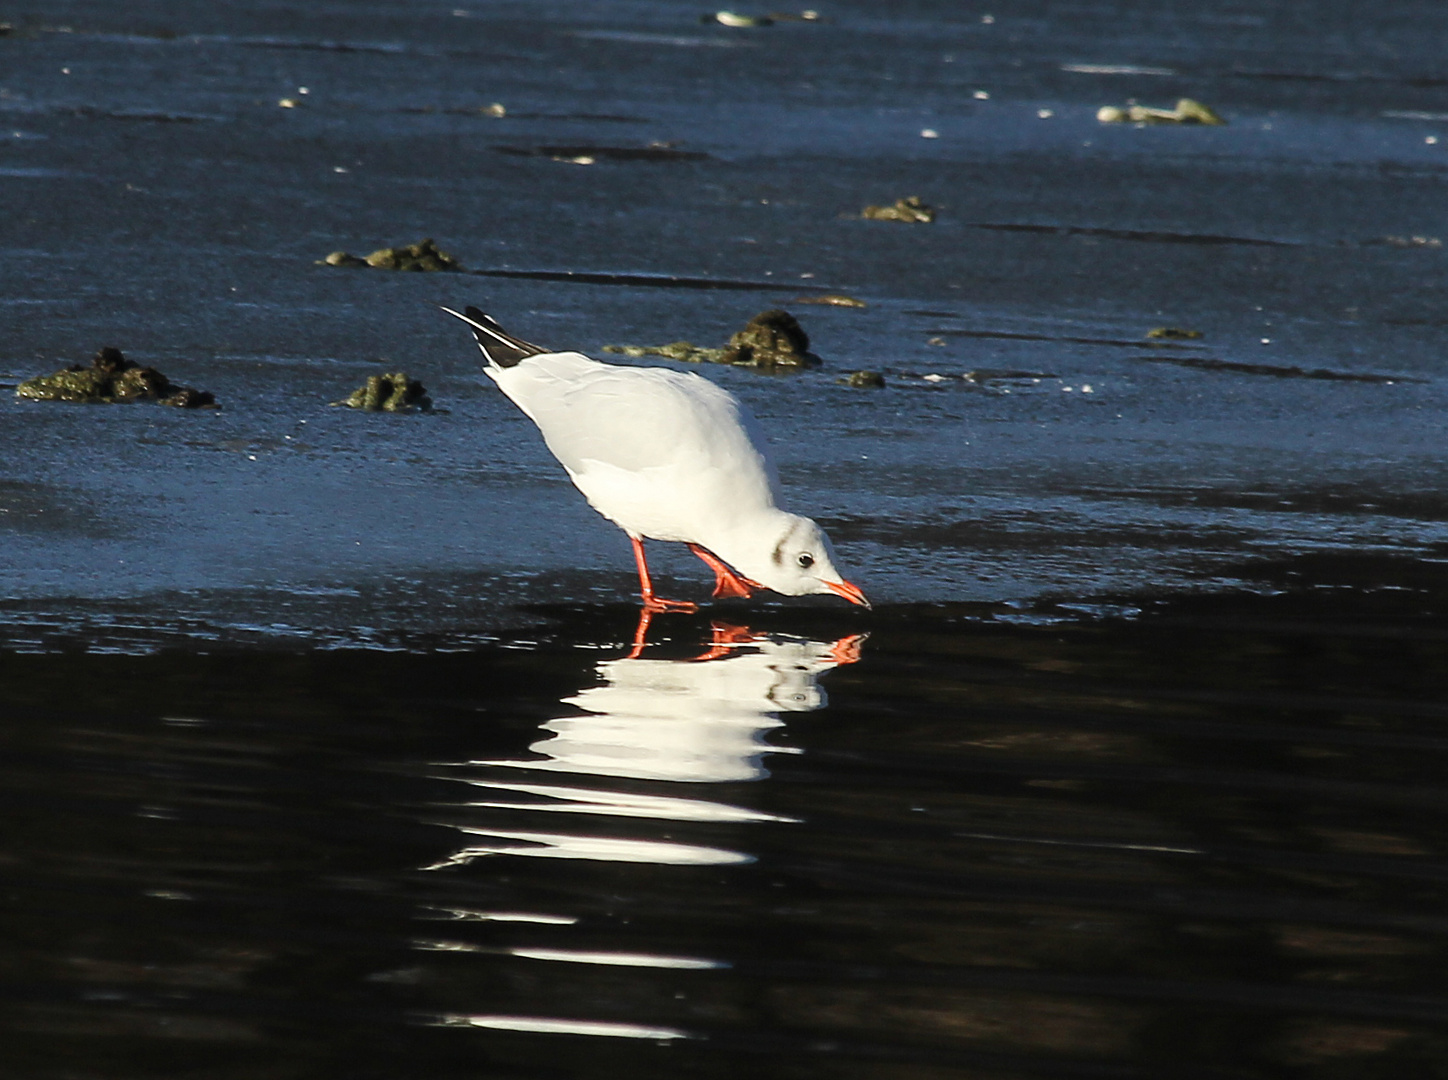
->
[426,827,753,867]
[412,938,485,953]
[457,780,799,823]
[427,633,857,868]
[508,947,726,970]
[416,905,578,925]
[410,940,725,968]
[434,1013,692,1040]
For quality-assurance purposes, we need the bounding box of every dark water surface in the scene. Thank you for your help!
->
[7,568,1448,1079]
[5,1,1448,1077]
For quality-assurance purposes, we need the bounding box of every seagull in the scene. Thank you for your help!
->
[441,305,869,613]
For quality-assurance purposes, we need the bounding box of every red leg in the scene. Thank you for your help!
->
[630,536,698,613]
[687,543,764,600]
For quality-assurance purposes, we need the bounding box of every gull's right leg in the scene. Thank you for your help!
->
[630,536,699,613]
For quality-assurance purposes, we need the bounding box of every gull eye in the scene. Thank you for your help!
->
[797,553,815,569]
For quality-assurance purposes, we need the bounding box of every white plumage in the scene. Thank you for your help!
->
[442,306,868,611]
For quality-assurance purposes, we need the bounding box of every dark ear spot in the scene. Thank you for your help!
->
[771,536,786,565]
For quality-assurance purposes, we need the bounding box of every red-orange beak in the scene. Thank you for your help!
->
[823,579,871,609]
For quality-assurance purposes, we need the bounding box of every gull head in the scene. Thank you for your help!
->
[738,514,869,607]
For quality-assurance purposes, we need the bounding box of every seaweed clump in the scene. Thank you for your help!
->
[719,309,821,369]
[604,309,823,371]
[862,196,935,223]
[841,370,886,388]
[16,347,217,407]
[604,342,724,363]
[333,372,432,412]
[323,238,463,272]
[1097,99,1225,125]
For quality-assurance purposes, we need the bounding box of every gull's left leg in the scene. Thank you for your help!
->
[687,543,764,600]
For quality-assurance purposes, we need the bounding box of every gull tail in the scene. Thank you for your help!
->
[439,305,549,369]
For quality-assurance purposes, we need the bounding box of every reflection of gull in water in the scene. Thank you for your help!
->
[426,626,863,868]
[503,629,853,783]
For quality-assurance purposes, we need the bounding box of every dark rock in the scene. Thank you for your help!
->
[161,387,217,408]
[92,346,129,374]
[719,309,822,369]
[16,348,217,407]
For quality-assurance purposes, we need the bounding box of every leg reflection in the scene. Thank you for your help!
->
[629,609,866,667]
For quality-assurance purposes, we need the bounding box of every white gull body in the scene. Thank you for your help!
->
[442,306,867,608]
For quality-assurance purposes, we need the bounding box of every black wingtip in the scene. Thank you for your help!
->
[438,305,549,369]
